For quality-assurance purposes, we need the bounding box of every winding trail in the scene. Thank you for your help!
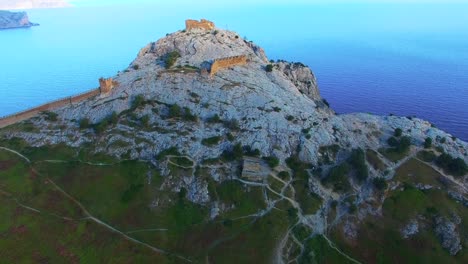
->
[0,147,192,263]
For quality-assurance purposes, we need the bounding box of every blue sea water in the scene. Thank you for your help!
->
[0,3,467,141]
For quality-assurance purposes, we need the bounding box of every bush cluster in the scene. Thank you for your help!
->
[164,51,181,69]
[387,136,411,153]
[348,148,369,182]
[436,153,468,177]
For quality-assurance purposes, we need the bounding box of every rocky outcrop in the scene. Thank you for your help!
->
[0,10,38,29]
[434,216,462,255]
[0,0,70,10]
[276,61,325,107]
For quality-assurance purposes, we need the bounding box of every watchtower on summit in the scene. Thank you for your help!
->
[185,19,215,31]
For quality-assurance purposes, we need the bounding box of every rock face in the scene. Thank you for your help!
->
[434,216,462,255]
[0,10,38,29]
[0,0,70,10]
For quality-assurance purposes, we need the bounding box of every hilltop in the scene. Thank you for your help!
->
[0,10,38,29]
[0,19,467,263]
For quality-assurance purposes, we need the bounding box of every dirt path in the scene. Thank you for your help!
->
[0,148,192,263]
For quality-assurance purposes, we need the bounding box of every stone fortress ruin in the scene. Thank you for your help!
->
[210,55,248,76]
[184,19,248,76]
[185,19,215,31]
[0,19,250,128]
[0,78,118,129]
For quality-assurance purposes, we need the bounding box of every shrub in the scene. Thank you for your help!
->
[321,163,351,193]
[322,99,330,107]
[394,128,403,137]
[387,136,412,154]
[207,114,222,123]
[243,146,260,157]
[109,111,118,125]
[164,51,181,69]
[222,143,243,161]
[373,177,387,190]
[263,156,279,168]
[278,171,290,180]
[168,104,182,118]
[387,137,399,147]
[223,118,240,131]
[156,147,181,160]
[273,107,281,112]
[436,153,468,177]
[424,137,432,149]
[266,64,273,72]
[141,115,150,128]
[132,64,139,70]
[286,115,294,121]
[121,184,143,203]
[182,107,198,122]
[42,111,58,122]
[131,95,145,110]
[226,133,235,141]
[79,118,90,129]
[348,148,368,182]
[202,136,222,146]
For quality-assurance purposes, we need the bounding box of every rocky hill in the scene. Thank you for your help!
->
[0,19,467,263]
[0,0,70,10]
[0,10,38,29]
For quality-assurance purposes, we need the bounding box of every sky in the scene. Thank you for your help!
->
[69,0,468,6]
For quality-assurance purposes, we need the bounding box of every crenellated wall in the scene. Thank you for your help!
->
[0,78,118,129]
[210,55,248,76]
[185,19,215,31]
[99,77,118,93]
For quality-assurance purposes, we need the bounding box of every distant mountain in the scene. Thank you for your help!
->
[0,10,38,29]
[0,0,71,10]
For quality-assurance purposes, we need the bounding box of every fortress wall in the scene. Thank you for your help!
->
[210,55,247,76]
[185,19,215,31]
[0,88,100,129]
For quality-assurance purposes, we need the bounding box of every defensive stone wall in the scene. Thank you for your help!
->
[0,77,115,129]
[185,19,215,31]
[210,55,247,76]
[99,78,117,94]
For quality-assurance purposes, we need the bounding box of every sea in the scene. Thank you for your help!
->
[0,3,467,141]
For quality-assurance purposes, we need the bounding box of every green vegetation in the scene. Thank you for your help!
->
[131,94,145,110]
[221,143,243,161]
[164,51,180,69]
[93,112,118,134]
[373,177,388,190]
[322,163,351,193]
[436,153,468,177]
[206,114,222,123]
[42,111,58,122]
[286,155,322,214]
[223,118,240,131]
[395,158,444,187]
[78,118,90,129]
[201,136,222,146]
[165,104,198,122]
[366,149,385,170]
[417,150,436,162]
[380,136,412,162]
[262,156,279,168]
[299,235,355,264]
[394,128,403,137]
[156,146,181,160]
[348,148,368,182]
[265,64,273,72]
[424,137,433,149]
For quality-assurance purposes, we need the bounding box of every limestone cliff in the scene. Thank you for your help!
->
[0,0,70,10]
[0,10,38,29]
